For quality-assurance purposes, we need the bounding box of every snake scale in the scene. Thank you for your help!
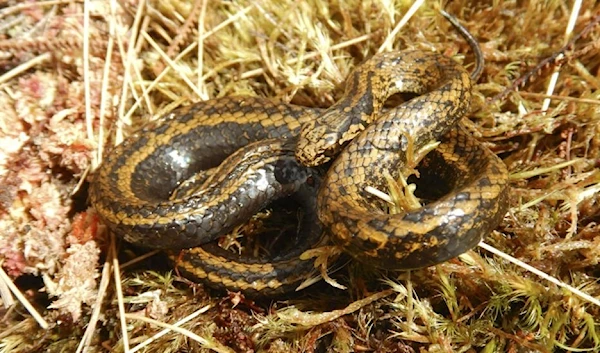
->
[89,13,509,295]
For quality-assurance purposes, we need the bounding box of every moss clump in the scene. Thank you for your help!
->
[0,0,599,352]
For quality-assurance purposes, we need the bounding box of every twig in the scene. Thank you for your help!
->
[489,12,600,103]
[0,53,50,85]
[518,91,600,105]
[125,314,235,353]
[0,264,49,329]
[479,241,600,308]
[83,0,94,153]
[113,236,130,351]
[75,239,114,352]
[129,305,211,353]
[378,0,425,53]
[540,0,582,112]
[142,31,204,99]
[197,0,208,99]
[116,0,147,144]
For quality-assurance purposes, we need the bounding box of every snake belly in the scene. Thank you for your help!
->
[90,51,509,295]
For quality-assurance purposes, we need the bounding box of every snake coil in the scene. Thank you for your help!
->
[89,12,509,295]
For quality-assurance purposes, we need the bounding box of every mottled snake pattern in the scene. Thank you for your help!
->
[89,14,509,295]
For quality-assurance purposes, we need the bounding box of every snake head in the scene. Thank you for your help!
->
[295,121,342,167]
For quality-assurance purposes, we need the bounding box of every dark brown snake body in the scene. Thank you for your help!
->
[89,15,509,295]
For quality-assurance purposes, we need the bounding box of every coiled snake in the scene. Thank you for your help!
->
[89,13,509,295]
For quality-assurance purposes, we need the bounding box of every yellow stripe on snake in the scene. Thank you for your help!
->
[89,14,509,296]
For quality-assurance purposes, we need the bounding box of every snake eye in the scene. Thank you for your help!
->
[324,146,339,158]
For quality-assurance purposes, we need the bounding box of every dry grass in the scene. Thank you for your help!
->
[0,0,599,352]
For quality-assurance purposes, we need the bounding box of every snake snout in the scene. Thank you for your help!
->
[295,126,341,167]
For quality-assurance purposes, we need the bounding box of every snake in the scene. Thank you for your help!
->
[89,12,509,296]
